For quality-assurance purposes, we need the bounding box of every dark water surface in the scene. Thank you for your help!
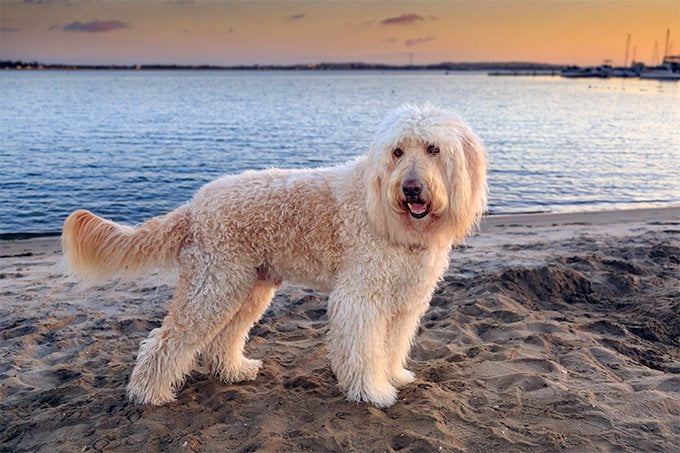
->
[1,71,678,234]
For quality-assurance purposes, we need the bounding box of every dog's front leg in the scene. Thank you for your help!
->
[327,290,397,408]
[386,301,429,388]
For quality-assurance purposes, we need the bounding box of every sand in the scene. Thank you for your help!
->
[1,207,678,452]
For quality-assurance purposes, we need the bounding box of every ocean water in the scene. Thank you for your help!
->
[1,70,678,235]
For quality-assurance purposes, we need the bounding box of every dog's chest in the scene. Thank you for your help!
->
[362,245,449,304]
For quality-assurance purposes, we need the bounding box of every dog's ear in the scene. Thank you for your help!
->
[365,169,388,238]
[461,128,488,226]
[446,125,488,245]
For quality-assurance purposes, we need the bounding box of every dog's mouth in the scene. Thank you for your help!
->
[403,199,431,219]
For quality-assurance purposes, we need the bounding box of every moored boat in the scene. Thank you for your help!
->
[639,63,680,81]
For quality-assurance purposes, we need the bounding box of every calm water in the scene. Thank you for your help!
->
[1,71,678,235]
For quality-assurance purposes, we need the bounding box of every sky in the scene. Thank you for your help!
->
[1,0,678,66]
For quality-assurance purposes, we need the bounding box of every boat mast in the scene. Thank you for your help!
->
[663,28,670,60]
[624,33,631,66]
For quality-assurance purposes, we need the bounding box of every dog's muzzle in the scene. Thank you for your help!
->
[402,179,431,219]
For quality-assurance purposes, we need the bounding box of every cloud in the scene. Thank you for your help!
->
[62,20,129,33]
[1,27,22,32]
[405,37,435,47]
[23,0,60,4]
[382,37,398,44]
[288,13,305,21]
[381,13,424,26]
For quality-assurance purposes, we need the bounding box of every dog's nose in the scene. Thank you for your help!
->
[402,179,423,197]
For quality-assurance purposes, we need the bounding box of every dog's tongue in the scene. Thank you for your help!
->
[408,203,427,215]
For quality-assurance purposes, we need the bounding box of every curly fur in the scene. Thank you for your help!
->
[62,104,487,408]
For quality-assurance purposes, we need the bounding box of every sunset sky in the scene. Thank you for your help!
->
[1,0,678,66]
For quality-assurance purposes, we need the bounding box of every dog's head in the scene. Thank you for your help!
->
[365,104,487,249]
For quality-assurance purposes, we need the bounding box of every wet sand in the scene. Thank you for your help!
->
[1,207,678,452]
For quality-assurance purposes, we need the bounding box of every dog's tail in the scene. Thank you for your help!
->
[61,206,190,283]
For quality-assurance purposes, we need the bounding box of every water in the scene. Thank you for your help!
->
[1,71,678,235]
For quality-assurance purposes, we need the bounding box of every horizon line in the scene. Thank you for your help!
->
[0,59,600,70]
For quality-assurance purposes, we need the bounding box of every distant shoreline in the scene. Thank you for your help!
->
[0,60,564,72]
[3,205,677,241]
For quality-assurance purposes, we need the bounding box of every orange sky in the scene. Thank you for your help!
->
[1,1,678,66]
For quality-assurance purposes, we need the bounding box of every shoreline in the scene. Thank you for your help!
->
[483,205,679,227]
[2,204,678,242]
[1,61,565,72]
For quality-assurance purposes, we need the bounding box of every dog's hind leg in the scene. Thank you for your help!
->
[127,248,256,406]
[386,302,429,388]
[201,278,279,383]
[327,288,397,408]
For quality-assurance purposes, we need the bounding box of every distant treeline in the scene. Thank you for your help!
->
[0,60,565,71]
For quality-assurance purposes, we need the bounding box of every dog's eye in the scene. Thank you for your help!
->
[393,148,404,158]
[427,144,440,155]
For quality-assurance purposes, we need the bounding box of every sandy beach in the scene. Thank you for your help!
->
[1,207,678,452]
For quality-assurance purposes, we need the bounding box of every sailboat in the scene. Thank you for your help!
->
[641,30,680,81]
[639,63,680,80]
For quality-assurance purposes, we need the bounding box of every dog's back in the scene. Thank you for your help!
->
[188,165,354,291]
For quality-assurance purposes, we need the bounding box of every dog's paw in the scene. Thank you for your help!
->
[346,382,398,408]
[127,380,176,406]
[365,383,398,408]
[390,368,416,388]
[235,358,262,382]
[213,357,262,384]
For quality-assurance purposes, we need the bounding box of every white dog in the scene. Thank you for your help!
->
[62,104,487,408]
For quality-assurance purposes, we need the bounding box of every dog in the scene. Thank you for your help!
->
[61,104,487,408]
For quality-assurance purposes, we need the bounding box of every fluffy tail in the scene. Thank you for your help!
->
[61,207,190,283]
